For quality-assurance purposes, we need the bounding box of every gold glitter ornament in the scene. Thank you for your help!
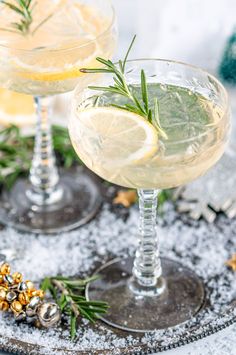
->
[0,263,10,275]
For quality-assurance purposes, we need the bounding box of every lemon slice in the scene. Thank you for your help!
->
[14,38,99,82]
[0,89,35,127]
[77,107,158,164]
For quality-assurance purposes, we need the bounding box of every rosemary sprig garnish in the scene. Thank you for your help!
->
[0,125,81,189]
[81,35,167,139]
[0,0,34,35]
[0,0,53,35]
[41,275,109,340]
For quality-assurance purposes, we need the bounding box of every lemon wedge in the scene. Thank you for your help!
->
[77,107,159,164]
[0,89,35,127]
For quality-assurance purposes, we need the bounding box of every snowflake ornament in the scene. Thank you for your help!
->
[175,152,236,223]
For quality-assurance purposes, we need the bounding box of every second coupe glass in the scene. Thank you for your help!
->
[0,0,117,233]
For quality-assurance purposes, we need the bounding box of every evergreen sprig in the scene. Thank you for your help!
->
[41,275,109,340]
[81,35,167,139]
[0,124,81,189]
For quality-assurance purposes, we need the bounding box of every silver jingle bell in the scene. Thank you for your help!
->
[18,282,28,293]
[37,302,61,328]
[26,315,37,324]
[26,296,41,316]
[6,291,17,302]
[9,284,18,291]
[14,311,26,322]
[4,275,14,285]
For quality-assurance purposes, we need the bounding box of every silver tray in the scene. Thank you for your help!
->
[0,190,236,354]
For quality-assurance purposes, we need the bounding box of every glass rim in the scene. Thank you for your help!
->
[0,0,116,53]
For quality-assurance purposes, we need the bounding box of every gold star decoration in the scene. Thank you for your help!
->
[113,190,137,208]
[225,254,236,271]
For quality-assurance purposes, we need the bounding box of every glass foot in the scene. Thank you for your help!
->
[86,257,205,332]
[0,167,102,234]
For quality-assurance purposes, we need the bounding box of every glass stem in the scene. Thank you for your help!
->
[132,189,164,291]
[27,96,63,205]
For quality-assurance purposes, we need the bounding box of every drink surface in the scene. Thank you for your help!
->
[70,83,229,189]
[0,0,115,95]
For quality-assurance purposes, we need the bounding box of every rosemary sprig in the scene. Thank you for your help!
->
[41,275,109,340]
[0,0,34,35]
[0,125,81,189]
[81,36,167,139]
[0,0,53,35]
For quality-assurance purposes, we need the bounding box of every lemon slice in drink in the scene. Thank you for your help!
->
[77,107,158,163]
[14,38,99,82]
[0,89,35,127]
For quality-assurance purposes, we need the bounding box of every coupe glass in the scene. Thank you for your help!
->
[69,59,230,331]
[0,0,117,233]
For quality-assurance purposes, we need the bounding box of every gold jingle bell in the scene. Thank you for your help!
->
[11,300,23,313]
[0,301,9,311]
[12,272,23,284]
[31,289,45,299]
[0,263,10,275]
[18,292,30,306]
[25,280,34,290]
[0,289,6,301]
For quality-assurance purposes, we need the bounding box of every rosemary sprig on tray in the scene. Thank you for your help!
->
[0,125,81,189]
[41,275,109,340]
[81,35,167,139]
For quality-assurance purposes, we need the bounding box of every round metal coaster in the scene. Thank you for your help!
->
[86,257,205,332]
[0,167,102,234]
